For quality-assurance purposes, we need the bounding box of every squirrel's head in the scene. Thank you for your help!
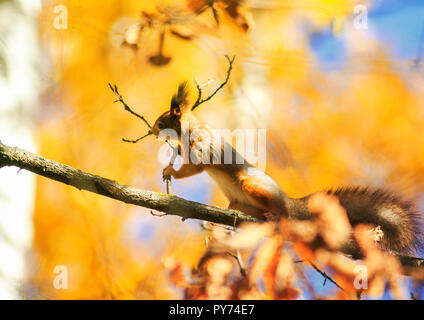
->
[151,82,189,137]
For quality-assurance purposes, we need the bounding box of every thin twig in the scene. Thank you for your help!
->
[110,83,178,192]
[109,83,153,144]
[191,55,235,111]
[108,83,153,129]
[307,260,344,291]
[227,211,246,278]
[122,132,152,144]
[227,251,247,277]
[165,144,178,194]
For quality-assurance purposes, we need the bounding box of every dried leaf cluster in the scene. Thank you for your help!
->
[164,193,419,300]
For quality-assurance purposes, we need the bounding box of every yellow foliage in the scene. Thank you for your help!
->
[30,0,424,299]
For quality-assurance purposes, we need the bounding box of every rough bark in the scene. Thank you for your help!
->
[1,140,423,272]
[0,140,260,227]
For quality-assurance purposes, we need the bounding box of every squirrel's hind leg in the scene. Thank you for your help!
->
[240,177,289,217]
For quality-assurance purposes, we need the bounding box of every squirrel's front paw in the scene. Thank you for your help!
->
[162,165,176,181]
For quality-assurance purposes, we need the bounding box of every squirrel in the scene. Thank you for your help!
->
[150,82,422,260]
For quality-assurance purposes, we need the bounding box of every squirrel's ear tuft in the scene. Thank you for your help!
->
[170,81,189,117]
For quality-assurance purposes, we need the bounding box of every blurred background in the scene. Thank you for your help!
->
[0,0,424,299]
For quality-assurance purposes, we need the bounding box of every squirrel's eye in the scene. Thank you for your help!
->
[158,123,164,129]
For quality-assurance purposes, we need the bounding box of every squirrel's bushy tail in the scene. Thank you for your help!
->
[289,187,423,258]
[326,187,423,257]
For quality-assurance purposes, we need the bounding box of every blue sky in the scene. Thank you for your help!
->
[310,0,424,69]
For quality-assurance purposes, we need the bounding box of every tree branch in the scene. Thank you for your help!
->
[0,140,261,227]
[1,140,424,272]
